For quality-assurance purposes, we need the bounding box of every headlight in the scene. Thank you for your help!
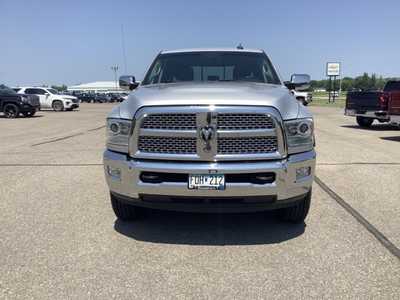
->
[20,95,29,103]
[106,118,132,153]
[284,118,314,154]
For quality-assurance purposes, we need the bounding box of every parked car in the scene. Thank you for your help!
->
[16,87,79,111]
[0,84,40,118]
[120,92,129,101]
[94,93,111,103]
[78,93,96,103]
[291,90,312,106]
[108,93,125,102]
[103,48,316,224]
[345,80,400,127]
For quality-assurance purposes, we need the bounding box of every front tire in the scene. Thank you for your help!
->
[3,103,20,118]
[279,190,312,223]
[52,100,64,112]
[22,110,36,117]
[356,116,373,128]
[110,193,140,221]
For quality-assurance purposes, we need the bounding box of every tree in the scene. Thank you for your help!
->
[340,77,353,91]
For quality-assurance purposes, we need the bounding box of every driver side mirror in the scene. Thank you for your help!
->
[44,93,50,97]
[119,75,139,91]
[284,74,311,91]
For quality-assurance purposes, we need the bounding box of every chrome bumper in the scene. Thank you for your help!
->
[103,150,316,203]
[345,109,388,120]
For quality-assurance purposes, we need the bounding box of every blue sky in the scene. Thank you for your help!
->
[1,0,400,86]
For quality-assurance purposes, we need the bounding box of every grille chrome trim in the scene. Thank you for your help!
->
[141,113,196,130]
[138,136,197,154]
[218,136,278,154]
[140,128,197,138]
[130,106,287,161]
[217,113,275,130]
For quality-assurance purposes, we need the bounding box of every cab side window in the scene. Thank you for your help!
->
[35,89,47,95]
[24,88,36,94]
[25,88,46,95]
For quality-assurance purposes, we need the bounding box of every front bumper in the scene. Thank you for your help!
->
[20,103,40,112]
[104,150,316,212]
[345,109,389,120]
[65,102,79,109]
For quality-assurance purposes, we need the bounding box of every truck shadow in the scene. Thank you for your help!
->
[341,124,399,131]
[380,136,400,142]
[0,115,43,119]
[114,210,305,245]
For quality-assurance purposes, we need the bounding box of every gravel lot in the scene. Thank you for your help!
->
[1,104,399,299]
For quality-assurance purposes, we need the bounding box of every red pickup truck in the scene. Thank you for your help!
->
[345,80,400,127]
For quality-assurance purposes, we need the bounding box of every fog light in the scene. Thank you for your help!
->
[107,166,121,180]
[296,166,311,180]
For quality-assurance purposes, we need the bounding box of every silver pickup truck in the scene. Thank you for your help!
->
[104,48,316,223]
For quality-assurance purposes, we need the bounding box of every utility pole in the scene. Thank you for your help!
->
[121,24,128,74]
[111,65,119,92]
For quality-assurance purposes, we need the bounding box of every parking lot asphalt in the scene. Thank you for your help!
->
[1,104,399,299]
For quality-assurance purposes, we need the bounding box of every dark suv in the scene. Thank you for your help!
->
[0,85,40,118]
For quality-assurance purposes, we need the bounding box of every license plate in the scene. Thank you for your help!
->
[188,174,225,190]
[346,109,356,116]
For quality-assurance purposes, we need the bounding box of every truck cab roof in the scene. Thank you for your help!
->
[160,48,264,54]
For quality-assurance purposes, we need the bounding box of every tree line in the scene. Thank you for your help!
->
[311,73,398,91]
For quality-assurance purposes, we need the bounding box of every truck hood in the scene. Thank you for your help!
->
[115,82,304,120]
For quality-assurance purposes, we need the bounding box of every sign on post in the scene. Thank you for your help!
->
[326,62,341,103]
[326,62,340,76]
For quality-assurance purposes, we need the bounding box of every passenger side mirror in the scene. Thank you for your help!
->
[119,75,139,91]
[285,74,311,91]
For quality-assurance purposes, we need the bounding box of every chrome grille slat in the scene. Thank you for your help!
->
[217,113,275,130]
[218,137,278,154]
[138,136,197,154]
[141,113,196,130]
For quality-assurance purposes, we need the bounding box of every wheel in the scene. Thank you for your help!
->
[110,193,140,221]
[356,116,373,128]
[3,103,20,118]
[296,97,308,106]
[52,100,64,112]
[22,110,36,117]
[279,190,312,223]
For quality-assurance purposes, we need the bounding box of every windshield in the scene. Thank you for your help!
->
[142,52,281,85]
[0,84,17,95]
[384,81,400,92]
[48,88,59,94]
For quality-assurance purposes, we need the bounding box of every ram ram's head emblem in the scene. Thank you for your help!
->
[200,125,215,152]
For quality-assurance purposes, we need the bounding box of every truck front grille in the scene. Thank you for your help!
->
[138,136,197,154]
[132,107,284,161]
[218,137,278,154]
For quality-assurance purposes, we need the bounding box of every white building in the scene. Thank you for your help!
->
[67,81,121,93]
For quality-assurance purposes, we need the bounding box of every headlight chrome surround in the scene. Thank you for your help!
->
[106,118,132,153]
[284,118,314,154]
